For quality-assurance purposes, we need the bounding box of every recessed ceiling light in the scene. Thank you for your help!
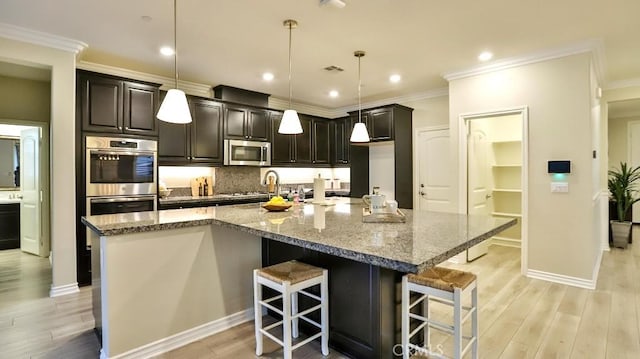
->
[478,51,493,62]
[141,15,153,22]
[262,72,274,81]
[160,46,174,56]
[329,90,339,98]
[389,74,401,83]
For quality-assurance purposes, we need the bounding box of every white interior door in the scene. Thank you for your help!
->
[467,122,493,216]
[467,121,493,260]
[417,128,454,212]
[630,121,640,223]
[20,127,42,256]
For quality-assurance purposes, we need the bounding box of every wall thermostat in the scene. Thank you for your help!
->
[548,160,571,174]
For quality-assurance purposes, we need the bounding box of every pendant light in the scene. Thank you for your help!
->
[157,0,192,124]
[278,19,303,135]
[350,50,370,142]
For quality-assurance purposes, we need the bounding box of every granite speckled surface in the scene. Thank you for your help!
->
[159,193,269,206]
[82,198,516,273]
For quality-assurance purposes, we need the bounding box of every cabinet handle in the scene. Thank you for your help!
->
[118,126,122,130]
[125,127,129,130]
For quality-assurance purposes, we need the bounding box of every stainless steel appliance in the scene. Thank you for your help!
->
[224,139,271,166]
[86,136,157,196]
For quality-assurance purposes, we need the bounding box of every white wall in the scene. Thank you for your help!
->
[0,36,78,294]
[369,142,395,200]
[449,53,599,283]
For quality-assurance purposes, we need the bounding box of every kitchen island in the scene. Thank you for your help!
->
[83,198,515,358]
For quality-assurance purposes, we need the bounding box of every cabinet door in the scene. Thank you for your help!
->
[332,117,350,165]
[368,108,393,141]
[313,119,331,165]
[158,121,189,163]
[294,116,313,164]
[80,75,123,133]
[248,109,270,141]
[191,99,223,164]
[224,105,247,139]
[271,112,294,164]
[123,82,159,136]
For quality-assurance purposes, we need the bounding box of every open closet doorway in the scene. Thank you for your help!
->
[459,108,528,273]
[607,98,640,225]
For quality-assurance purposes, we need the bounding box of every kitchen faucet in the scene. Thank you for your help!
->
[262,170,280,198]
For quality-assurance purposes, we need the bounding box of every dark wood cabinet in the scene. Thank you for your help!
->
[271,113,330,166]
[224,104,270,141]
[262,238,398,359]
[191,98,223,163]
[78,71,159,136]
[350,104,414,208]
[271,112,295,164]
[158,95,223,165]
[312,119,330,165]
[331,117,350,165]
[294,116,313,164]
[0,203,20,250]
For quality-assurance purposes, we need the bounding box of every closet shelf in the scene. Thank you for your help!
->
[491,140,521,144]
[492,211,522,218]
[492,188,522,193]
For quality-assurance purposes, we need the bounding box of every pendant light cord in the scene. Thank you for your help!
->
[358,55,361,123]
[173,0,178,89]
[288,22,293,109]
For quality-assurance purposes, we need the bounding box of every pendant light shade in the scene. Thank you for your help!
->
[157,0,192,124]
[280,109,303,134]
[157,89,191,124]
[350,50,370,143]
[278,19,303,135]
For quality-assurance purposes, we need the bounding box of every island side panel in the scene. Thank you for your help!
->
[100,225,261,357]
[262,238,400,359]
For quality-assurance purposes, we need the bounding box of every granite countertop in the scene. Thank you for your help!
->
[159,193,269,205]
[0,198,21,204]
[82,198,516,273]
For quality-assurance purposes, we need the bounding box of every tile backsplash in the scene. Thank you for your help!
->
[214,167,264,194]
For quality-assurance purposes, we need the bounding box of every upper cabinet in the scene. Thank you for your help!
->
[78,70,160,136]
[224,104,270,141]
[158,95,223,165]
[331,117,350,166]
[348,105,399,142]
[271,113,330,166]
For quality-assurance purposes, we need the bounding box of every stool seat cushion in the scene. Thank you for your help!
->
[257,260,324,285]
[407,267,476,292]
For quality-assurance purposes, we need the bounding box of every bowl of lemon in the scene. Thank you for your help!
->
[262,196,292,212]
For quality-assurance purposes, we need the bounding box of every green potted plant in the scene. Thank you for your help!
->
[608,162,640,248]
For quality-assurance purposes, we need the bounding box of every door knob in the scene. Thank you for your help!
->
[419,191,426,196]
[485,194,492,199]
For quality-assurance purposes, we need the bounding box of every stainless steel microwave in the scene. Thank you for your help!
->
[224,139,271,166]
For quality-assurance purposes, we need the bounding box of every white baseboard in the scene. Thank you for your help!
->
[591,249,604,288]
[526,269,596,290]
[104,308,254,359]
[49,283,79,297]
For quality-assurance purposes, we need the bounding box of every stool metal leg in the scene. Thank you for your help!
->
[401,276,409,359]
[472,284,478,359]
[253,270,263,356]
[282,282,293,359]
[453,287,462,359]
[291,292,299,339]
[321,269,329,356]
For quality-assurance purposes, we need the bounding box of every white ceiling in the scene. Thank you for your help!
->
[0,0,639,108]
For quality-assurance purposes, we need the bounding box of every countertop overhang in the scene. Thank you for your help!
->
[82,198,516,273]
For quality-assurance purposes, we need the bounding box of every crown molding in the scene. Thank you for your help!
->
[336,87,449,115]
[604,77,640,91]
[77,61,212,98]
[268,97,338,118]
[443,39,606,83]
[0,22,87,54]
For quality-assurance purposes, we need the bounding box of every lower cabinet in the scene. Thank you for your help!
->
[0,203,20,250]
[262,238,399,359]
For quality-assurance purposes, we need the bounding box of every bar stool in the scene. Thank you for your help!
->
[401,267,478,359]
[253,260,329,359]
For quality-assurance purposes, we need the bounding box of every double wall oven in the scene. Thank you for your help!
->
[85,136,157,219]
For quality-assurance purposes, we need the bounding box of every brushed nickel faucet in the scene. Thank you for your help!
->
[262,170,280,198]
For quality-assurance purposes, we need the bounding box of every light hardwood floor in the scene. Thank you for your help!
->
[1,227,639,358]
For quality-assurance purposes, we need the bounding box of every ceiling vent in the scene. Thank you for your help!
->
[324,65,344,72]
